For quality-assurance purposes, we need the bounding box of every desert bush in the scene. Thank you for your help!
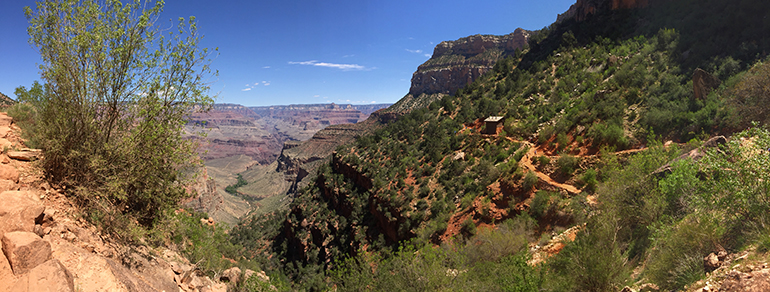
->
[529,190,554,219]
[25,0,216,233]
[153,209,241,278]
[557,153,580,175]
[546,217,631,292]
[523,171,539,190]
[462,216,534,265]
[578,169,598,193]
[8,81,46,148]
[461,218,477,237]
[645,214,725,290]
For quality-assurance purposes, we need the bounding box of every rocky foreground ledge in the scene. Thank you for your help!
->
[0,112,265,292]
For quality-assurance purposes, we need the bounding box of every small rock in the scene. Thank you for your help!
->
[7,150,41,161]
[0,126,10,138]
[0,191,45,236]
[244,269,270,282]
[2,231,52,275]
[705,252,721,271]
[220,266,242,283]
[0,179,16,191]
[33,224,45,237]
[0,164,19,182]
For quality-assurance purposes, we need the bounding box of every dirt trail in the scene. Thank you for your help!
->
[519,141,582,195]
[502,137,583,195]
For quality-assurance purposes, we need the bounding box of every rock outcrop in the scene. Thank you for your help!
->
[0,112,246,292]
[693,68,721,100]
[3,231,52,275]
[557,0,651,22]
[408,28,530,98]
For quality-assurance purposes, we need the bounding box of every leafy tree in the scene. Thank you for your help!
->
[24,0,216,234]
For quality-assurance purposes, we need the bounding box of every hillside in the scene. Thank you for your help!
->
[229,0,770,290]
[0,111,269,292]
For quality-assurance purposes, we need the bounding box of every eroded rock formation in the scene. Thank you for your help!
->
[408,28,530,97]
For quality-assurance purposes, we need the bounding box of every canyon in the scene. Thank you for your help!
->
[182,103,390,225]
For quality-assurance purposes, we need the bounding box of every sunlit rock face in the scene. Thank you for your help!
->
[408,28,530,97]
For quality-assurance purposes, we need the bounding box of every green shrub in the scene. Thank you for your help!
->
[536,155,551,166]
[461,218,477,237]
[155,209,241,278]
[25,0,215,233]
[579,169,598,193]
[530,191,554,219]
[645,214,725,290]
[556,133,569,151]
[546,218,631,292]
[557,154,580,176]
[523,171,539,190]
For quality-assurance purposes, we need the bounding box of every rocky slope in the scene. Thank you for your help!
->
[0,112,273,292]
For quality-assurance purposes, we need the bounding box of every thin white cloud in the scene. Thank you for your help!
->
[241,88,252,91]
[289,60,369,71]
[424,54,431,58]
[313,95,320,98]
[262,66,271,69]
[406,49,423,54]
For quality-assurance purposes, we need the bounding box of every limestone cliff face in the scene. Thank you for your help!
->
[408,28,530,97]
[557,0,651,22]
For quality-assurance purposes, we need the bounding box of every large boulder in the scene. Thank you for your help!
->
[12,259,75,292]
[0,164,20,182]
[653,136,727,178]
[2,231,52,275]
[0,191,45,235]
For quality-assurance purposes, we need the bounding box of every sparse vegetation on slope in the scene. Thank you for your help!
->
[229,0,770,290]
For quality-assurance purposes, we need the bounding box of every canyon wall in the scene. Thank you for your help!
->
[408,28,530,98]
[557,0,652,22]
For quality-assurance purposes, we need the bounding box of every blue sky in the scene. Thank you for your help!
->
[0,0,575,106]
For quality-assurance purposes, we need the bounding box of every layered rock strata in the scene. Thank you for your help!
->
[408,28,530,98]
